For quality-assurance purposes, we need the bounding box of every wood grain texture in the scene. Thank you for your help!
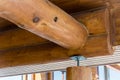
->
[109,65,120,71]
[0,0,88,50]
[0,18,16,32]
[50,0,107,13]
[0,0,108,33]
[0,8,113,68]
[0,28,48,50]
[0,9,113,55]
[0,0,108,32]
[67,66,92,80]
[0,34,112,68]
[47,72,53,80]
[113,8,120,45]
[41,73,47,80]
[32,74,36,80]
[92,67,98,80]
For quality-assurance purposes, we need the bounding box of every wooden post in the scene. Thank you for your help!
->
[0,0,88,50]
[32,74,36,80]
[41,72,47,80]
[67,66,92,80]
[91,67,98,80]
[47,72,53,80]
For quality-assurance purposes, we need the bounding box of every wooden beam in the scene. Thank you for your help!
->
[0,9,113,68]
[0,9,113,56]
[0,18,16,32]
[0,0,108,33]
[0,28,48,50]
[0,0,107,32]
[50,0,107,13]
[0,0,88,50]
[92,67,98,80]
[66,66,92,80]
[108,64,120,71]
[112,7,120,45]
[0,34,112,68]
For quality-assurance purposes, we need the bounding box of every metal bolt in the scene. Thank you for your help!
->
[70,56,86,66]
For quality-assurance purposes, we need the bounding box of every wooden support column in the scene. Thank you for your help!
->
[32,74,36,80]
[92,67,98,80]
[47,72,53,80]
[67,66,92,80]
[0,0,88,50]
[41,73,47,80]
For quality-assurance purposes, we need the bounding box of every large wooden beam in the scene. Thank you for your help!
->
[112,7,120,45]
[0,8,113,68]
[0,0,108,32]
[0,9,113,56]
[50,0,107,13]
[0,0,107,32]
[0,28,48,50]
[0,0,88,50]
[0,34,112,68]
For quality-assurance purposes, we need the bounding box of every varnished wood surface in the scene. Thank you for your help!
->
[0,35,112,68]
[0,9,113,56]
[0,0,108,31]
[0,9,107,50]
[109,65,120,71]
[0,0,88,50]
[0,28,48,50]
[50,0,107,13]
[0,0,119,69]
[92,67,98,80]
[0,8,114,68]
[113,8,120,45]
[0,18,16,32]
[47,72,53,80]
[67,67,92,80]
